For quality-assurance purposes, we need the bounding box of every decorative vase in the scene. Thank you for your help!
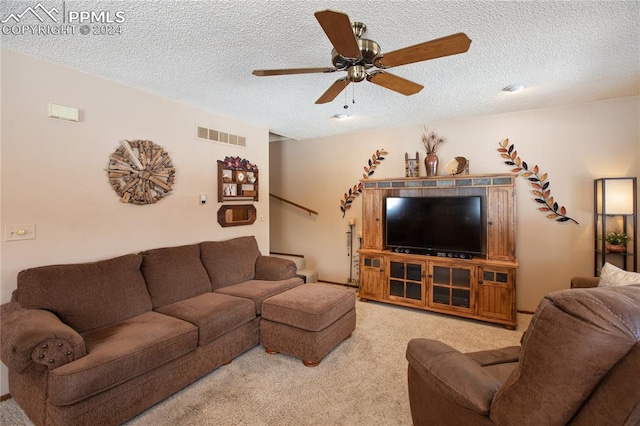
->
[605,243,626,253]
[425,153,439,177]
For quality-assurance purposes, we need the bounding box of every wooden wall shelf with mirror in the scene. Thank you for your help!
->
[358,173,518,328]
[217,204,257,227]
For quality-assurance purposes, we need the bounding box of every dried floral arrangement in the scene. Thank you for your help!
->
[421,126,446,154]
[498,139,578,224]
[340,149,388,218]
[218,156,258,171]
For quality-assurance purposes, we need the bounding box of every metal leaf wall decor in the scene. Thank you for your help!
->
[340,149,388,218]
[498,139,578,224]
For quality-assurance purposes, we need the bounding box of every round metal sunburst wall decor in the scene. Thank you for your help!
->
[107,140,175,205]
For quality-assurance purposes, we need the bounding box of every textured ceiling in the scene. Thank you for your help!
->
[1,0,639,141]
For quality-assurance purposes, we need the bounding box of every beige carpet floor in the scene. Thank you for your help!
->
[1,299,531,426]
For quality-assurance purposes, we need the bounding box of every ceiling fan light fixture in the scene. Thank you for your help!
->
[347,65,367,82]
[503,84,525,93]
[333,113,350,120]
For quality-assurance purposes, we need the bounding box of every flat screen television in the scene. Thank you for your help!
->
[385,196,483,256]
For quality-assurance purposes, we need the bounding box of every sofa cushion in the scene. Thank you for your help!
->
[483,362,519,383]
[465,346,520,386]
[155,292,256,346]
[17,254,151,333]
[48,311,197,406]
[215,277,304,314]
[465,346,520,367]
[200,236,261,290]
[141,244,212,308]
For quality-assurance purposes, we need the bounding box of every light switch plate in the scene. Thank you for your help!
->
[5,224,36,241]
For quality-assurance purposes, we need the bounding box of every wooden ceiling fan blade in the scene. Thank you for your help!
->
[316,78,351,104]
[252,67,336,76]
[375,33,472,68]
[314,9,362,60]
[367,71,423,96]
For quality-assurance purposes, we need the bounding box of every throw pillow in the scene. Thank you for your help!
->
[598,262,640,287]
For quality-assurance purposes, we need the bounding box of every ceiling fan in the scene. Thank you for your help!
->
[252,9,472,105]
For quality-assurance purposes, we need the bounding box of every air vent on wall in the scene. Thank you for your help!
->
[196,126,246,147]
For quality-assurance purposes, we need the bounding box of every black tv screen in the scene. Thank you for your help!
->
[385,196,483,255]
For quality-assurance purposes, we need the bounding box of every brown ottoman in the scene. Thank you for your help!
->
[260,283,356,366]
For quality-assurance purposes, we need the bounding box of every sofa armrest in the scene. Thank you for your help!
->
[1,302,86,372]
[570,276,600,288]
[254,256,297,280]
[406,338,501,415]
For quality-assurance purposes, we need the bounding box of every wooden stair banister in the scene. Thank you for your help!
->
[269,193,318,216]
[270,251,305,258]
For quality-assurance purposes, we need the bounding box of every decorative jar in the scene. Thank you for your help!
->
[425,154,439,177]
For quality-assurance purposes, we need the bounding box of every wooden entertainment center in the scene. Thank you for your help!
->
[358,173,518,328]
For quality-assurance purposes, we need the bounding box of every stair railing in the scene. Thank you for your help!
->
[269,193,318,216]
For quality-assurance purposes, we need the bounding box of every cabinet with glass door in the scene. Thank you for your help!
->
[387,258,426,307]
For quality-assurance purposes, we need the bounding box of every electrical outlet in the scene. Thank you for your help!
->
[5,224,36,241]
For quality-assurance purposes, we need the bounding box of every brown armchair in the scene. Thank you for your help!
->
[406,285,640,426]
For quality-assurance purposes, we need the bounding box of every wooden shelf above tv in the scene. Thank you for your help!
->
[358,173,518,328]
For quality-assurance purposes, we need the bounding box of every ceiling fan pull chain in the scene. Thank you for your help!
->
[344,79,349,109]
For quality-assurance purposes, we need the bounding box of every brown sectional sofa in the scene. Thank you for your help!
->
[1,236,304,426]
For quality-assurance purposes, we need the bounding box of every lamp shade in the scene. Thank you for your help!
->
[604,179,634,215]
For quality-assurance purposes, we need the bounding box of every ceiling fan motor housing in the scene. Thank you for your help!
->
[331,20,381,71]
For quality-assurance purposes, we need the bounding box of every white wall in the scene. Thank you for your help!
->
[0,49,270,394]
[270,96,640,312]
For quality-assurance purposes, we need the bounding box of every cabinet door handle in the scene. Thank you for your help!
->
[488,221,493,225]
[379,268,384,272]
[479,280,483,284]
[375,218,380,222]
